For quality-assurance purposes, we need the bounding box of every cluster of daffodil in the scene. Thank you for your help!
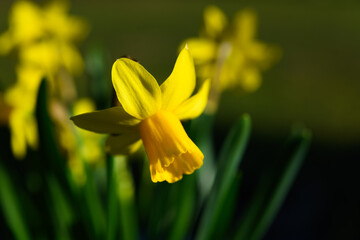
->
[71,7,281,184]
[184,5,281,113]
[0,3,313,240]
[0,1,104,184]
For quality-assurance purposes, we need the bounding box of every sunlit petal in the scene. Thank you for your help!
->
[161,46,196,111]
[173,79,210,120]
[112,58,162,119]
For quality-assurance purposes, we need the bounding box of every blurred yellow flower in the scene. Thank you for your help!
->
[0,1,43,54]
[0,0,89,159]
[20,40,84,78]
[71,47,210,183]
[72,99,105,165]
[185,6,280,111]
[4,65,44,159]
[56,98,105,185]
[42,1,89,43]
[0,0,88,55]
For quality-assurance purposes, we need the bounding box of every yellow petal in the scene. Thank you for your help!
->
[160,46,196,111]
[240,68,261,92]
[105,132,142,155]
[71,106,140,134]
[184,38,217,64]
[19,41,60,73]
[203,5,228,39]
[43,1,89,42]
[25,115,38,150]
[151,152,203,183]
[139,110,203,183]
[9,1,44,45]
[173,79,210,120]
[233,9,257,45]
[9,109,27,159]
[112,58,162,119]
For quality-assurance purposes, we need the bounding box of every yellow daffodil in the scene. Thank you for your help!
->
[0,1,88,159]
[42,1,89,43]
[0,1,43,54]
[4,65,44,159]
[185,5,280,112]
[0,0,88,55]
[19,39,84,78]
[71,47,210,183]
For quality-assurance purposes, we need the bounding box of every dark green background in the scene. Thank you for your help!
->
[0,1,359,239]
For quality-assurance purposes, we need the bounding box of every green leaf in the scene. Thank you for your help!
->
[189,113,217,206]
[235,126,312,240]
[0,162,30,240]
[168,174,197,240]
[212,172,242,239]
[195,114,251,240]
[114,156,139,240]
[36,79,97,238]
[82,163,106,238]
[107,156,118,240]
[35,79,75,192]
[46,174,73,240]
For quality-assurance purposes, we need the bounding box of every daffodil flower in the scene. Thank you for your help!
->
[71,47,210,183]
[0,0,88,55]
[42,1,89,43]
[4,65,44,159]
[185,6,280,93]
[0,0,88,160]
[20,39,84,77]
[0,1,43,54]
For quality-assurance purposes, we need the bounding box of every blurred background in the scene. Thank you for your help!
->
[0,0,359,239]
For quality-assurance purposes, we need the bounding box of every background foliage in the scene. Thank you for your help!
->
[0,0,359,239]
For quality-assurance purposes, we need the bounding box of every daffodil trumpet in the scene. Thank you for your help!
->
[71,47,210,183]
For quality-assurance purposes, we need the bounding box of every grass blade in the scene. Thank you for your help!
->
[212,172,242,239]
[235,127,312,240]
[114,156,139,240]
[107,155,117,240]
[249,128,312,240]
[0,162,30,240]
[189,113,217,204]
[46,174,73,240]
[35,79,75,194]
[82,163,106,238]
[168,174,197,240]
[196,114,251,240]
